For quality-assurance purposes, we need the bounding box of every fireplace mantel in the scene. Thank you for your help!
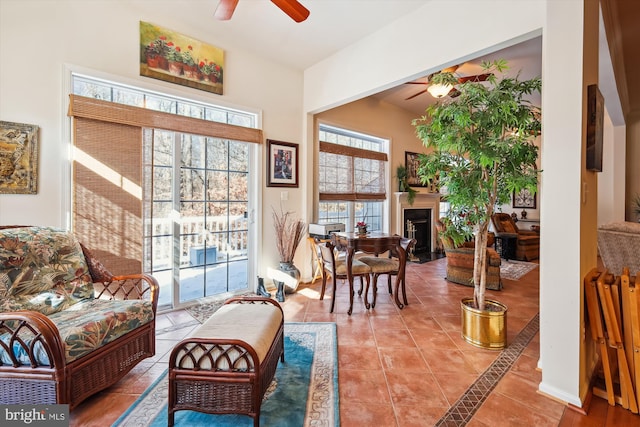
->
[393,192,440,252]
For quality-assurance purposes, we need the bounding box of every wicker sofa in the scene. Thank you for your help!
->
[0,226,159,409]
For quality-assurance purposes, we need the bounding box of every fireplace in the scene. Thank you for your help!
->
[404,209,431,253]
[393,192,440,255]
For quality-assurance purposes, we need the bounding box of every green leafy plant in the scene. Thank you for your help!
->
[145,35,170,57]
[182,45,196,66]
[413,59,541,310]
[395,164,418,205]
[166,43,183,62]
[634,193,640,221]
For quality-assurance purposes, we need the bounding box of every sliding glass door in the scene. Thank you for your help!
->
[145,130,252,308]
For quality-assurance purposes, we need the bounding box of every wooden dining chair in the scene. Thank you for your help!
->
[317,240,371,314]
[359,237,416,309]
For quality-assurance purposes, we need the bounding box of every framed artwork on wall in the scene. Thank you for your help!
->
[586,84,604,172]
[513,188,536,209]
[405,151,428,187]
[0,121,39,194]
[140,21,224,95]
[267,139,298,188]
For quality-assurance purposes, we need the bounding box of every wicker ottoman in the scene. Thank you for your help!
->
[168,297,284,427]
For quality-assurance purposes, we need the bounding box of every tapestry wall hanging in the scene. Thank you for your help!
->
[0,121,39,194]
[140,21,224,95]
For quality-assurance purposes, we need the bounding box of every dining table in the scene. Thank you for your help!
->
[330,231,409,312]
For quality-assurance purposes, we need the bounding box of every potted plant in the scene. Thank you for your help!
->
[166,43,183,75]
[634,193,640,222]
[272,206,306,302]
[395,164,418,205]
[181,45,198,79]
[413,59,541,349]
[144,35,170,70]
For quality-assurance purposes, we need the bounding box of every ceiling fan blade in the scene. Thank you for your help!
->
[214,0,239,20]
[271,0,310,22]
[457,73,492,84]
[405,88,429,101]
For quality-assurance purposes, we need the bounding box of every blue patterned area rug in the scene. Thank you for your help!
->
[112,322,339,427]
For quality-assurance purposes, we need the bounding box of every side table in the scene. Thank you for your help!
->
[495,233,518,261]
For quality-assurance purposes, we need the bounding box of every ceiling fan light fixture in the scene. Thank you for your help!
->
[427,83,453,98]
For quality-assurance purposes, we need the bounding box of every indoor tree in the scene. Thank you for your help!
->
[413,59,541,310]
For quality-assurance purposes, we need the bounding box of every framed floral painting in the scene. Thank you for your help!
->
[267,139,298,188]
[140,21,224,95]
[0,121,39,194]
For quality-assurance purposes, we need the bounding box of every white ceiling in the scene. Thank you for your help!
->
[131,0,634,121]
[133,0,543,116]
[132,0,432,70]
[373,36,542,116]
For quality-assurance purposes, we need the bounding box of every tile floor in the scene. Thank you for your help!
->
[69,257,638,426]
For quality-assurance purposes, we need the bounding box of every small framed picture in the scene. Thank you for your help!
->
[405,151,428,187]
[267,139,298,187]
[513,188,536,209]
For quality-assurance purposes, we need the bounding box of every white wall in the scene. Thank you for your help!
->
[597,115,626,225]
[302,0,595,408]
[304,1,545,114]
[0,0,303,280]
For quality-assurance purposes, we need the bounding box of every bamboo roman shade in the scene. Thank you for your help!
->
[72,117,143,274]
[318,141,388,201]
[68,95,264,143]
[68,94,263,274]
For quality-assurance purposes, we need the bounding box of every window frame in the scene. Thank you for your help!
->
[316,124,389,232]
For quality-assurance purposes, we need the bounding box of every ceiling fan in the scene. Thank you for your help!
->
[214,0,310,23]
[405,65,492,100]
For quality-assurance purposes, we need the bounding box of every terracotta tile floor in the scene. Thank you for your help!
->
[69,257,637,426]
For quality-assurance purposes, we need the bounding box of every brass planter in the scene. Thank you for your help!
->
[461,298,507,350]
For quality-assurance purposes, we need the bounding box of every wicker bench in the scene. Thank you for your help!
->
[168,296,284,427]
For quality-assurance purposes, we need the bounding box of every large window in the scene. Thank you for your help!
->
[71,74,259,310]
[317,124,388,231]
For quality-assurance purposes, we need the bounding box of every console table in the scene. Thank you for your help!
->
[516,218,540,231]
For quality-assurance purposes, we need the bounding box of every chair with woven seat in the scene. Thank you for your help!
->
[491,212,540,261]
[318,240,371,314]
[359,237,416,309]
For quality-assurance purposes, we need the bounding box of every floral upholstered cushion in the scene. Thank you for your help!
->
[0,298,155,365]
[0,226,94,315]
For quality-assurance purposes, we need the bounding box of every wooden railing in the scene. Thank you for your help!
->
[150,215,248,269]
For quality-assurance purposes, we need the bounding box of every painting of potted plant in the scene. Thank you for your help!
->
[140,21,224,95]
[413,59,541,349]
[144,35,170,70]
[181,46,198,79]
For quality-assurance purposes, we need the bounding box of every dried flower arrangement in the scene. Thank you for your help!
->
[272,206,307,263]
